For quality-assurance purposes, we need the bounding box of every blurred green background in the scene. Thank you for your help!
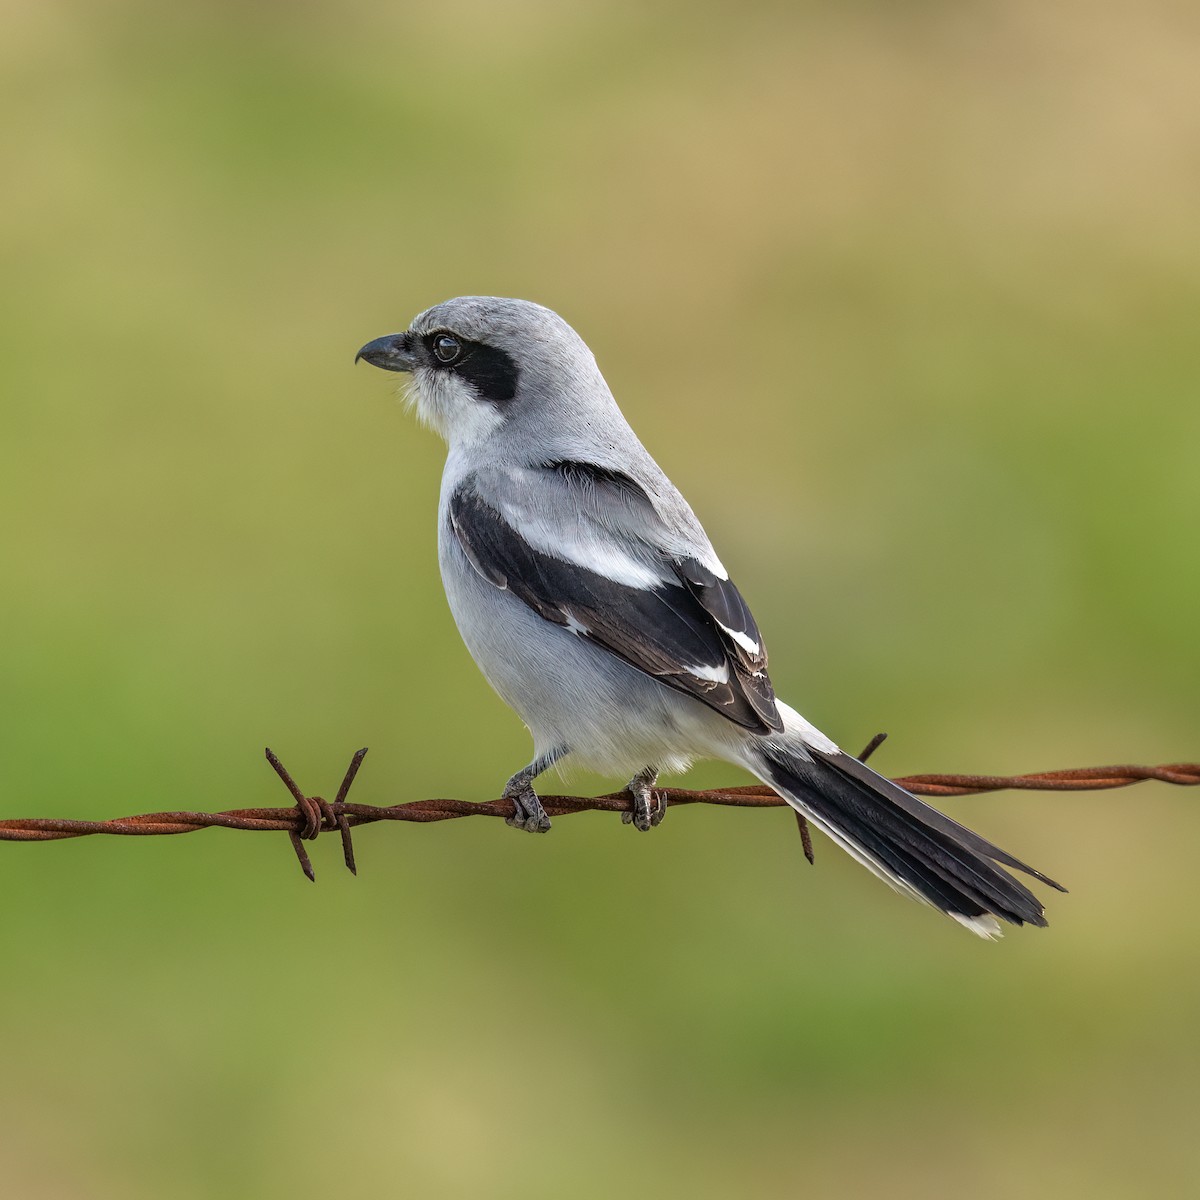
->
[2,2,1198,1196]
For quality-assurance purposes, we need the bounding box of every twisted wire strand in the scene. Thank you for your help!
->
[0,743,1195,880]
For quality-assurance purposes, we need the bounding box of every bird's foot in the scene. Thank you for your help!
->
[621,770,665,832]
[503,783,552,833]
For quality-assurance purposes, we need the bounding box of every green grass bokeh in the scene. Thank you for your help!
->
[1,3,1197,1197]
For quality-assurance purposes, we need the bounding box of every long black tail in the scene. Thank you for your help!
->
[755,738,1066,937]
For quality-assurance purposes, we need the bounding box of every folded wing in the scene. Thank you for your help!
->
[449,465,782,733]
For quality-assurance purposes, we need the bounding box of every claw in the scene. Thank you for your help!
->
[648,790,667,827]
[504,786,552,833]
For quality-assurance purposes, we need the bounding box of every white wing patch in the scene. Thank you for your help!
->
[563,612,590,636]
[685,662,731,685]
[716,620,760,656]
[496,500,669,590]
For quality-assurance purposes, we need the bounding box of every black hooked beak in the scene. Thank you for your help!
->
[355,332,418,372]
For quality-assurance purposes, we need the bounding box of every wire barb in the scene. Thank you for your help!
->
[264,747,367,881]
[0,748,1196,881]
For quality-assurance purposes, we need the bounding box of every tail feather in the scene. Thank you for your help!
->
[811,749,1059,918]
[755,738,1065,937]
[822,750,1064,891]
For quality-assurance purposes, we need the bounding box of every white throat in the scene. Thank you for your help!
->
[406,369,505,450]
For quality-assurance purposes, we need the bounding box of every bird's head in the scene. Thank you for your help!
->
[356,296,612,451]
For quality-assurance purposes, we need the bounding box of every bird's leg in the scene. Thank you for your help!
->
[501,746,567,833]
[621,766,665,832]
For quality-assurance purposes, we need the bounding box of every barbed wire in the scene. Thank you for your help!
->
[0,736,1196,880]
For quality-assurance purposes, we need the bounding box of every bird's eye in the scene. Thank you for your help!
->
[433,334,462,364]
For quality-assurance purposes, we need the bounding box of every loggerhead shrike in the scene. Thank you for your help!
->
[357,296,1064,937]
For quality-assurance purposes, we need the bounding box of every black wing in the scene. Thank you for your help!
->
[673,555,772,684]
[449,478,782,733]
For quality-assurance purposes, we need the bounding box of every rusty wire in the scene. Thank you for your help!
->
[0,736,1196,880]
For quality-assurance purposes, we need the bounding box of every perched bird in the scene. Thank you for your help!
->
[357,297,1064,937]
